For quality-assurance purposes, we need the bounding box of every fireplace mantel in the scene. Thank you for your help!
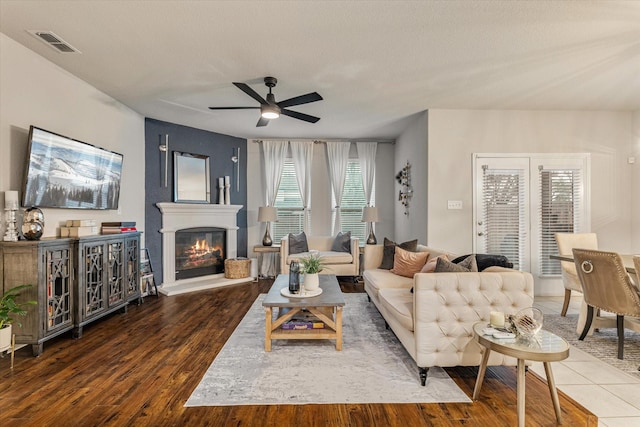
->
[157,203,249,295]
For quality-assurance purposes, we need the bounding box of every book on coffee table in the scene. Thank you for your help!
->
[282,321,325,330]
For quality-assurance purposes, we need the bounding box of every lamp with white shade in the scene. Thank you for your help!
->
[361,206,379,245]
[258,206,278,246]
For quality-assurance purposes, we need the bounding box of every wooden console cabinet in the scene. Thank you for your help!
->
[0,232,141,355]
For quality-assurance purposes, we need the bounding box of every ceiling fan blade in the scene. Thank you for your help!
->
[256,116,270,127]
[281,109,321,123]
[208,106,260,110]
[277,92,323,108]
[233,82,267,105]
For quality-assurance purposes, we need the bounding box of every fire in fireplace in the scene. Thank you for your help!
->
[175,227,226,280]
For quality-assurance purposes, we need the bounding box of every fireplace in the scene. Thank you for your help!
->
[175,227,226,280]
[157,202,245,296]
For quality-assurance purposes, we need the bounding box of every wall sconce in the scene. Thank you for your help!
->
[159,134,169,188]
[396,161,413,215]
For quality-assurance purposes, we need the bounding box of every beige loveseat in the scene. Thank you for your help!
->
[363,243,534,385]
[280,235,360,276]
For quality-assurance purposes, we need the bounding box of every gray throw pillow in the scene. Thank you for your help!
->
[331,231,351,252]
[434,257,472,273]
[288,232,309,254]
[456,254,478,272]
[379,237,418,270]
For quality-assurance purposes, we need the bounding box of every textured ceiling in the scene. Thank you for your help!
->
[1,1,639,140]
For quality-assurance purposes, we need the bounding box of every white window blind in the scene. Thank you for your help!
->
[538,167,583,276]
[481,167,527,270]
[273,160,308,242]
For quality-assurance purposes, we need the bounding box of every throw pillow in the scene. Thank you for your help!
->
[288,231,309,254]
[331,231,351,253]
[379,237,419,269]
[420,254,449,273]
[451,254,513,271]
[456,254,478,272]
[391,246,430,278]
[434,257,473,273]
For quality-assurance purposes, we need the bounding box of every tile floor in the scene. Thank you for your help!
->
[533,296,640,427]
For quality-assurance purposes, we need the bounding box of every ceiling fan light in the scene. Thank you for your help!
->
[261,104,280,119]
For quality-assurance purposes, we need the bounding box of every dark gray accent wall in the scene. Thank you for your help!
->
[144,118,247,285]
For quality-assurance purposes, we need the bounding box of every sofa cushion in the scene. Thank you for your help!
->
[451,254,513,271]
[391,246,430,278]
[331,231,351,253]
[363,268,413,299]
[289,232,309,254]
[288,251,353,265]
[379,288,414,332]
[380,237,418,269]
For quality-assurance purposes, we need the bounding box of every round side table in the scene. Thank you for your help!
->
[472,322,569,427]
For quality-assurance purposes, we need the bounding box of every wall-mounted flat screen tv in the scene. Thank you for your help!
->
[22,126,123,210]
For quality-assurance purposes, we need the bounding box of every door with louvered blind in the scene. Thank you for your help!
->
[474,154,590,276]
[474,157,531,272]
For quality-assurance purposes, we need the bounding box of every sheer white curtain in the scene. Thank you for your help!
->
[356,142,377,206]
[326,141,351,234]
[261,140,288,276]
[290,140,313,233]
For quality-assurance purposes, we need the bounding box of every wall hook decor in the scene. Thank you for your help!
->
[396,161,413,215]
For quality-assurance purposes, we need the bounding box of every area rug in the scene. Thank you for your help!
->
[544,314,640,379]
[185,293,470,406]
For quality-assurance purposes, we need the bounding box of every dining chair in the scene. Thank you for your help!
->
[573,249,640,360]
[554,233,598,316]
[634,256,640,288]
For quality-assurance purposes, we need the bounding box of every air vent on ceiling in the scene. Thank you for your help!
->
[27,30,81,54]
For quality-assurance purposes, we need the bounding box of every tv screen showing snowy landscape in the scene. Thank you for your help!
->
[22,126,123,209]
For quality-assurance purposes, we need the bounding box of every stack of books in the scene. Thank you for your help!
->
[281,321,325,330]
[60,219,99,237]
[101,221,137,234]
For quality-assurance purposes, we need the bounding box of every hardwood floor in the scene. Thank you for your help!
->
[0,279,596,426]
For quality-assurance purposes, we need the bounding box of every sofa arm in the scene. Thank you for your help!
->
[363,244,383,271]
[280,236,290,274]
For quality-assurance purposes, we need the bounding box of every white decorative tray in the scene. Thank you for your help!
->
[280,287,323,298]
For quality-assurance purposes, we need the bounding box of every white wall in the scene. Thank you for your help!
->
[427,109,636,295]
[246,140,395,258]
[0,34,145,240]
[394,112,428,244]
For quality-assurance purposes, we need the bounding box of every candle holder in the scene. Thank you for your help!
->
[3,208,18,241]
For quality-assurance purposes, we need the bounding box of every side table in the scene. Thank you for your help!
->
[472,322,569,427]
[253,244,281,278]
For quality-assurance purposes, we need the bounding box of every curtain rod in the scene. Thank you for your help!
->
[252,139,395,144]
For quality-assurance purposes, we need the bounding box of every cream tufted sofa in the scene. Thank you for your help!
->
[363,244,534,386]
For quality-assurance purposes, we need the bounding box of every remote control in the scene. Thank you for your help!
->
[492,331,516,339]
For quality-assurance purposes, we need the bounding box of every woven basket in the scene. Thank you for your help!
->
[224,258,251,279]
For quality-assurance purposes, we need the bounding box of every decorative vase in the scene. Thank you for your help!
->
[304,273,319,292]
[22,206,45,240]
[513,307,543,338]
[0,324,12,350]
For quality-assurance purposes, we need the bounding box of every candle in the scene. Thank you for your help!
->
[224,175,230,186]
[490,311,505,328]
[4,190,18,210]
[218,177,224,188]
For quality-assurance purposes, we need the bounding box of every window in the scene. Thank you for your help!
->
[333,160,372,242]
[272,160,306,242]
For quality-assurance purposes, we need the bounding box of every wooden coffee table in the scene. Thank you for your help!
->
[262,274,345,351]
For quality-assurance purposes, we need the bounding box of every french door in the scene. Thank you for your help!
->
[473,154,590,275]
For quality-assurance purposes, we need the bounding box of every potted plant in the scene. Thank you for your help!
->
[0,285,37,351]
[299,253,326,292]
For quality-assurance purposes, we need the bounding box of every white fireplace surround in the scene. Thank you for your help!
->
[157,203,251,296]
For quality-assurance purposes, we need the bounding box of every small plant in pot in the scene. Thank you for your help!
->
[299,253,326,292]
[0,285,37,350]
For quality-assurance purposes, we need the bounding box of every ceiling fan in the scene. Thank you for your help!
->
[209,77,323,127]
